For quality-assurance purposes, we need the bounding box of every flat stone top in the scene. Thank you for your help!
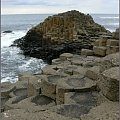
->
[60,53,73,58]
[66,92,100,105]
[57,75,96,89]
[49,103,97,119]
[81,49,93,52]
[102,67,119,80]
[47,75,67,83]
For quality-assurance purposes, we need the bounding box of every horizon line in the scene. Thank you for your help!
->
[1,12,119,15]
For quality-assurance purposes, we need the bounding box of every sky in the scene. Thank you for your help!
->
[1,0,119,14]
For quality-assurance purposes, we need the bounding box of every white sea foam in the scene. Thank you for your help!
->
[18,57,46,73]
[1,76,18,83]
[1,30,27,48]
[1,30,46,83]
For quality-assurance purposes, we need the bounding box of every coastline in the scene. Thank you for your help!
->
[1,11,119,119]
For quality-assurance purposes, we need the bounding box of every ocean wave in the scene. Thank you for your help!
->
[1,76,18,83]
[1,30,46,83]
[100,16,119,19]
[101,22,119,26]
[18,57,46,73]
[1,30,27,48]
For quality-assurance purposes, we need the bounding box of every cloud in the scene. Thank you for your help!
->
[2,0,74,6]
[1,0,119,14]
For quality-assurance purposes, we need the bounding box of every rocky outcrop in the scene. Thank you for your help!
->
[2,21,119,119]
[112,28,119,40]
[13,10,111,64]
[3,30,12,33]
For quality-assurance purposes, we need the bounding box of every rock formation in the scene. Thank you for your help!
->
[13,10,111,64]
[2,11,119,120]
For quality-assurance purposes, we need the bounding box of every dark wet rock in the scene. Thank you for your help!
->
[3,30,12,33]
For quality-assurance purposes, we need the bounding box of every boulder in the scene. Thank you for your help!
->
[98,67,119,101]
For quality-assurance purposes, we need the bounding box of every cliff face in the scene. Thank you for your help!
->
[14,10,111,64]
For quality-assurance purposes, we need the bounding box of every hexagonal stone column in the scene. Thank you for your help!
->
[98,67,119,101]
[41,74,67,100]
[60,53,73,60]
[56,75,96,104]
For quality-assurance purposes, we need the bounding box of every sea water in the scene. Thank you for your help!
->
[1,14,119,83]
